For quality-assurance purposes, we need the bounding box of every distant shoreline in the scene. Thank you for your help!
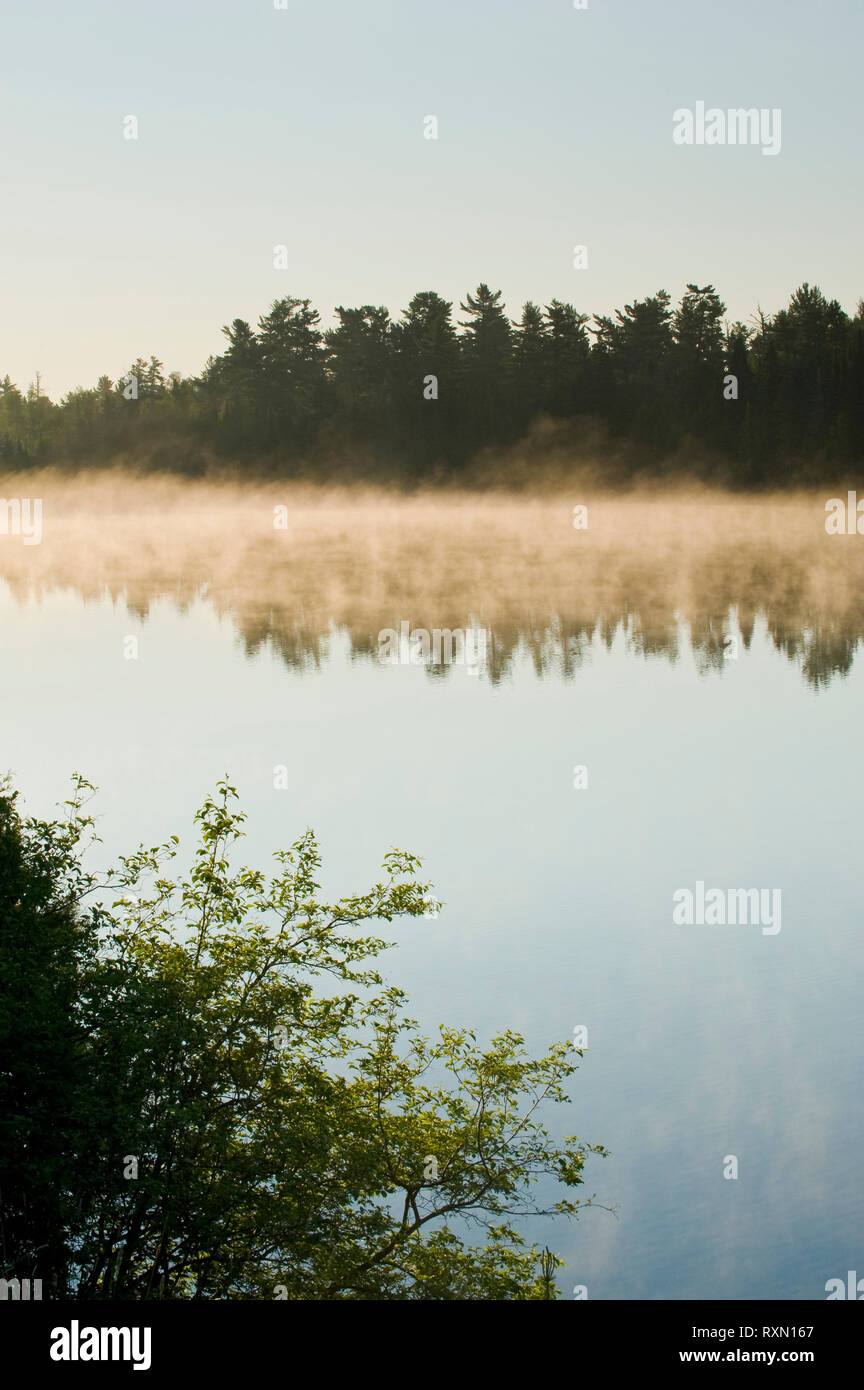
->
[2,282,861,489]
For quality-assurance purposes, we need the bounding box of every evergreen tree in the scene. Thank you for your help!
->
[256,297,326,452]
[324,305,392,447]
[512,301,547,430]
[458,284,513,448]
[673,284,727,442]
[543,299,590,417]
[392,291,461,474]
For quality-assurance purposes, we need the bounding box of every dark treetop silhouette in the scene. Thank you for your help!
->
[2,281,861,485]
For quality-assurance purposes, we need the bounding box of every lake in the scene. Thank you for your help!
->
[2,472,862,1299]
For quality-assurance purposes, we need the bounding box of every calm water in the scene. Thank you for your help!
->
[3,478,862,1299]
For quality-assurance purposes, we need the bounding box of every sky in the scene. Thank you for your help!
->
[0,0,861,398]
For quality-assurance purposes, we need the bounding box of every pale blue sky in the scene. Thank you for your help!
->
[1,0,860,397]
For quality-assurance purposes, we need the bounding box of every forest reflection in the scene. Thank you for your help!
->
[1,472,860,690]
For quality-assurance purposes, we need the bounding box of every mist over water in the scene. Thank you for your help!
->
[1,471,861,689]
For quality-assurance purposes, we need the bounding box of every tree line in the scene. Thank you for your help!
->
[1,280,862,484]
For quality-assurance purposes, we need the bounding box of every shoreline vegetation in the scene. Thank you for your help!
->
[0,776,608,1299]
[2,281,863,487]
